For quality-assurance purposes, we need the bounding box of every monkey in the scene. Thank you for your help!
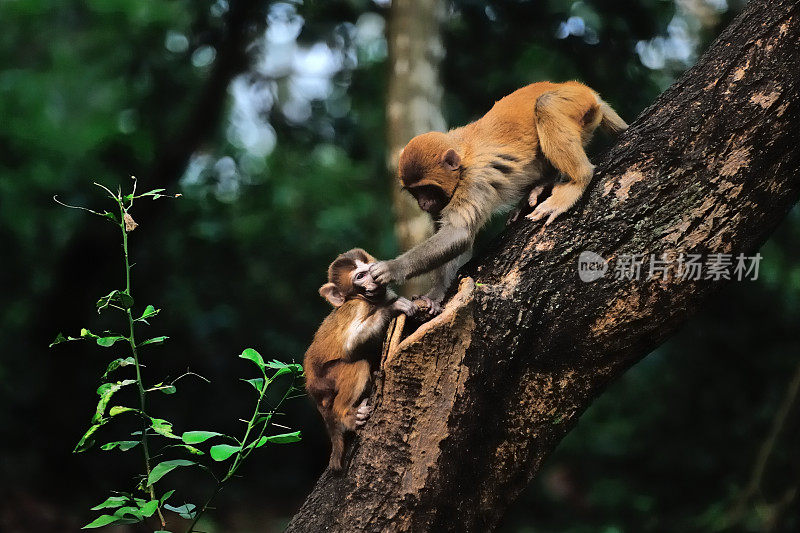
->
[370,81,627,305]
[304,248,417,472]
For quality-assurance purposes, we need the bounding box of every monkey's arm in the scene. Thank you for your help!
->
[426,250,471,303]
[370,224,472,286]
[347,295,417,352]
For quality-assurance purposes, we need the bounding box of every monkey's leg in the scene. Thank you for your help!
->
[332,360,372,432]
[528,90,597,224]
[323,411,346,472]
[426,250,471,305]
[315,388,347,472]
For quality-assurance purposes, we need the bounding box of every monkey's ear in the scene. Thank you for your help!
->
[319,283,345,307]
[441,149,461,171]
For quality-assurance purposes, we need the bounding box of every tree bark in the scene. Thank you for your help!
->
[287,1,800,531]
[385,0,446,296]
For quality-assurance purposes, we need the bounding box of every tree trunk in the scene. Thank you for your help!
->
[385,0,446,296]
[287,1,800,531]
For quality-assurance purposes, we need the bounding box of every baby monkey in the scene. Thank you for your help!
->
[304,248,417,471]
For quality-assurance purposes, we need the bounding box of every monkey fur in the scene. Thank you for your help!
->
[304,248,416,472]
[370,81,627,302]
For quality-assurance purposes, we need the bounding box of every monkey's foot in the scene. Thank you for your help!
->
[527,184,546,207]
[526,182,584,225]
[412,295,443,317]
[354,399,373,427]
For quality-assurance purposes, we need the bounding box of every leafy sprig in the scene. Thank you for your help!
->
[51,178,304,531]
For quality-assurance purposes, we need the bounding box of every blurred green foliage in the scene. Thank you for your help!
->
[0,0,797,532]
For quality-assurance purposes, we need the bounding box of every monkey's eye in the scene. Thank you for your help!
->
[355,271,366,281]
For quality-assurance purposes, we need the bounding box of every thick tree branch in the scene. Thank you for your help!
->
[287,1,800,531]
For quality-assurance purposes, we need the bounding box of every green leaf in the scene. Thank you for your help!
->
[270,366,295,380]
[164,503,196,519]
[147,459,196,485]
[96,335,127,347]
[242,378,265,393]
[74,421,106,453]
[147,384,176,395]
[101,440,139,452]
[250,431,302,448]
[150,418,181,439]
[139,336,168,347]
[239,348,265,369]
[266,430,302,444]
[138,500,159,518]
[135,304,160,321]
[124,189,167,202]
[49,332,85,347]
[265,360,303,372]
[175,444,204,455]
[254,413,273,425]
[49,333,68,347]
[181,430,222,445]
[93,380,135,423]
[90,495,129,511]
[96,289,134,312]
[209,444,241,461]
[159,490,175,505]
[266,361,303,379]
[82,514,123,529]
[111,505,142,520]
[109,406,139,417]
[138,188,166,198]
[102,357,136,379]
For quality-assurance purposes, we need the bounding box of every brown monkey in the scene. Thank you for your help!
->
[304,248,417,471]
[371,81,627,304]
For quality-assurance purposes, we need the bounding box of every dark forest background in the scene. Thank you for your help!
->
[1,0,798,531]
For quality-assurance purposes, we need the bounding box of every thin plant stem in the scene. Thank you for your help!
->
[119,199,167,529]
[185,372,299,533]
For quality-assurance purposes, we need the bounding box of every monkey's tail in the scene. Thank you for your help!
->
[598,100,628,135]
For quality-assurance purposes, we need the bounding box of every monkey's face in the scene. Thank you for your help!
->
[399,133,462,214]
[407,185,449,214]
[351,260,385,300]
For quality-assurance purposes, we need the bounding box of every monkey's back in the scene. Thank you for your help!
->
[473,81,600,159]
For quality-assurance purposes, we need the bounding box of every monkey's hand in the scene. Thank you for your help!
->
[370,260,405,285]
[526,182,585,225]
[412,295,443,317]
[392,296,418,317]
